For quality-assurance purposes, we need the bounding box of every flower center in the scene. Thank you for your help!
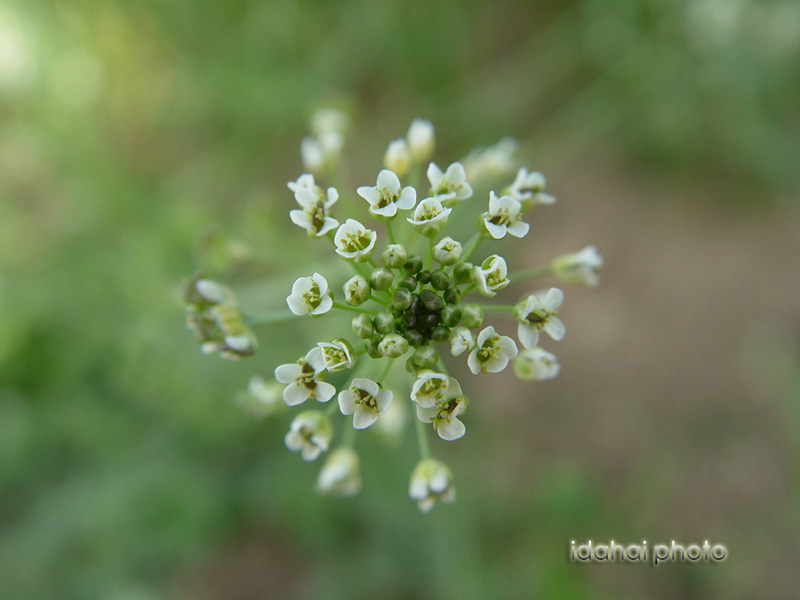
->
[302,282,322,308]
[342,231,371,251]
[377,187,398,208]
[354,388,378,411]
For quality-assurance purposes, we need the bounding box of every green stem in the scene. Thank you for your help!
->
[332,301,377,314]
[377,357,394,384]
[460,283,476,295]
[479,304,516,312]
[368,295,389,307]
[386,219,396,245]
[244,311,297,328]
[426,237,434,270]
[367,257,378,269]
[460,233,484,263]
[415,418,431,460]
[509,265,553,282]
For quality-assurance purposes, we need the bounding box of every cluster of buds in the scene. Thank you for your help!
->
[183,110,603,511]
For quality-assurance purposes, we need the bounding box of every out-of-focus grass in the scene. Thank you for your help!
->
[1,0,798,598]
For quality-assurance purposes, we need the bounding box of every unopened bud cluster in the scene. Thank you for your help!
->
[182,110,603,512]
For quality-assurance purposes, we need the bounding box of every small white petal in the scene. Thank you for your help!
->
[484,220,507,240]
[467,350,481,375]
[315,381,336,403]
[284,431,304,451]
[338,390,357,415]
[274,363,301,384]
[543,288,564,311]
[377,169,400,190]
[544,317,566,341]
[353,409,378,429]
[437,418,465,441]
[283,383,309,406]
[507,220,530,238]
[518,324,539,349]
[483,354,509,373]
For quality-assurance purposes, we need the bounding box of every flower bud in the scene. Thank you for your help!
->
[382,244,408,269]
[431,325,450,343]
[351,313,374,339]
[417,270,432,285]
[430,270,451,291]
[551,246,603,287]
[409,458,455,513]
[453,262,474,285]
[413,345,439,369]
[440,305,461,327]
[420,289,444,312]
[343,274,370,306]
[404,329,424,348]
[432,237,462,266]
[317,447,361,496]
[365,335,384,359]
[374,311,395,335]
[379,333,409,358]
[460,303,484,328]
[392,288,412,310]
[443,286,460,305]
[397,275,417,292]
[407,118,434,163]
[402,254,423,274]
[369,267,394,291]
[383,139,411,177]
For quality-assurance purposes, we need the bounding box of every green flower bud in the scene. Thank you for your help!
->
[344,274,370,306]
[431,325,451,343]
[413,345,439,369]
[443,286,460,305]
[405,356,422,375]
[366,335,384,359]
[417,270,432,285]
[392,288,413,310]
[403,254,423,274]
[453,262,474,285]
[403,329,424,348]
[430,270,451,291]
[398,275,418,292]
[369,267,394,291]
[420,289,444,312]
[379,333,409,358]
[460,303,484,328]
[382,244,408,269]
[440,305,461,327]
[432,237,462,266]
[374,311,395,335]
[421,312,441,329]
[351,313,374,339]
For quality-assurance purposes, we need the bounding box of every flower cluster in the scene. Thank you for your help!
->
[183,110,603,511]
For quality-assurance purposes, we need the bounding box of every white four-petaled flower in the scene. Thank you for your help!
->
[551,246,603,287]
[357,169,416,218]
[449,326,476,357]
[338,378,393,429]
[409,458,456,513]
[334,218,377,262]
[318,339,356,373]
[284,411,332,461]
[472,255,510,297]
[286,273,333,316]
[406,197,452,237]
[415,377,469,441]
[274,347,336,406]
[513,347,560,381]
[507,167,555,208]
[410,370,451,408]
[481,191,529,239]
[513,288,565,349]
[288,175,339,238]
[467,326,518,374]
[317,447,361,496]
[427,162,473,206]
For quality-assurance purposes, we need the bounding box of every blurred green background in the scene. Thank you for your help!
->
[2,0,799,598]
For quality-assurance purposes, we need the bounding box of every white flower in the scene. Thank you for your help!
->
[247,376,283,407]
[357,169,416,218]
[317,447,361,496]
[190,278,236,306]
[513,288,565,349]
[196,304,258,359]
[284,411,332,461]
[415,378,469,441]
[551,246,603,287]
[407,118,434,162]
[463,136,517,181]
[449,327,476,357]
[289,176,339,238]
[507,168,555,208]
[300,129,344,173]
[513,347,560,381]
[383,139,411,176]
[286,273,333,316]
[472,255,510,297]
[409,458,455,513]
[310,107,348,138]
[410,370,451,408]
[274,347,336,406]
[432,236,462,265]
[406,197,452,237]
[427,162,473,206]
[467,326,518,374]
[334,218,377,262]
[338,378,393,429]
[481,191,529,239]
[318,339,356,373]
